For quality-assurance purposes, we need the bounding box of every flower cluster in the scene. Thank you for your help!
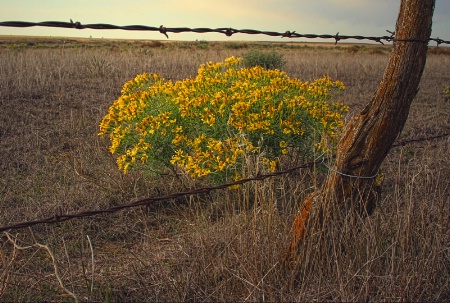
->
[99,56,348,182]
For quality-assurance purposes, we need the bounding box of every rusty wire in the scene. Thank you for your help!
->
[391,133,449,147]
[0,132,447,233]
[0,159,321,233]
[0,20,449,46]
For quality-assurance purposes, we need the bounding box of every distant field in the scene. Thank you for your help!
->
[0,36,448,302]
[0,34,398,49]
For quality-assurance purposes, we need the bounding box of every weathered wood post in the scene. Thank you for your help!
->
[285,0,436,261]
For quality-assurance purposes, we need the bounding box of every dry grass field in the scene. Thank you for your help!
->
[0,37,449,302]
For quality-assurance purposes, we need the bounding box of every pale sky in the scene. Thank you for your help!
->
[0,0,449,43]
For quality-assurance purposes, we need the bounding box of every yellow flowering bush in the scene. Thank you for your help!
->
[445,86,450,95]
[99,56,348,183]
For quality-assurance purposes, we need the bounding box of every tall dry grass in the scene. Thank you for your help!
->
[0,41,448,302]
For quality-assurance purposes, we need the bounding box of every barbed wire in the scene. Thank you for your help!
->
[0,20,449,46]
[0,159,321,233]
[392,133,449,147]
[0,133,447,234]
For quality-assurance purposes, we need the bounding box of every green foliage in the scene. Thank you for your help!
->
[242,50,286,70]
[99,57,348,183]
[196,40,209,49]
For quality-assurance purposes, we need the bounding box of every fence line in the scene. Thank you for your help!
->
[0,133,447,233]
[0,20,449,46]
[391,133,449,147]
[0,159,321,233]
[0,20,448,233]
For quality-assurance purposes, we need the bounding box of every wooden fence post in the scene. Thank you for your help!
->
[285,0,436,261]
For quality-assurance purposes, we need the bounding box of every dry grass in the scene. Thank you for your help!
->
[0,39,449,302]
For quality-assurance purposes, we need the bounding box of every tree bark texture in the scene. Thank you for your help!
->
[285,0,435,261]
